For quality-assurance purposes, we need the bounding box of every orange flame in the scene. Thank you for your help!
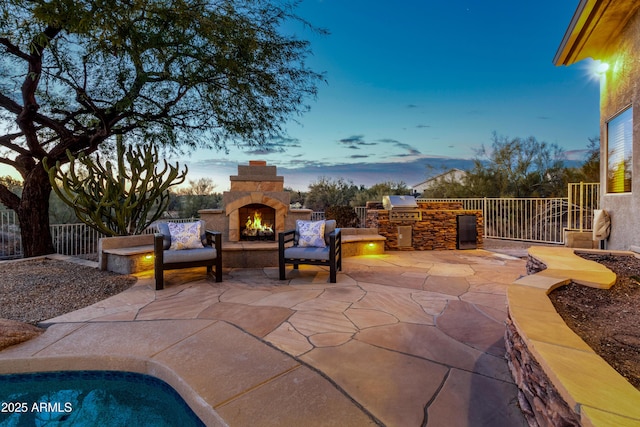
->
[244,211,273,235]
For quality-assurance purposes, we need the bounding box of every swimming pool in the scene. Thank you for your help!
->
[0,370,205,426]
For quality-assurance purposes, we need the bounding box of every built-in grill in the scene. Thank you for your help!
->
[382,195,422,221]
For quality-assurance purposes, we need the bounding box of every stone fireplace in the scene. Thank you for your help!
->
[199,160,311,267]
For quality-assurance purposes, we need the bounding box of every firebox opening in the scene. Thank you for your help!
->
[239,204,276,241]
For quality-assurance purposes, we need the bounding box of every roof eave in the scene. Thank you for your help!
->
[554,0,640,66]
[553,0,601,66]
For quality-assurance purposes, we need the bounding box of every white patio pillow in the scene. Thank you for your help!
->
[168,221,205,250]
[296,220,326,248]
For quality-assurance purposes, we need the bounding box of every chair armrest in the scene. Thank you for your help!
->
[328,228,341,247]
[205,230,222,252]
[279,229,296,250]
[154,233,165,268]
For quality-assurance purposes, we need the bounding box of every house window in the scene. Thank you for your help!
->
[606,107,633,193]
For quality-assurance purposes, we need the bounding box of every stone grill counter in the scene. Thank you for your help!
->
[367,202,483,251]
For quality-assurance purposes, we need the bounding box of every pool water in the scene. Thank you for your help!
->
[0,371,205,426]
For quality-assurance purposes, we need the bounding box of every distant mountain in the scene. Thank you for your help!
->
[277,158,478,190]
[186,156,585,192]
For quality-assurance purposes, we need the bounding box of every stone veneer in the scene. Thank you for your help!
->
[366,201,483,251]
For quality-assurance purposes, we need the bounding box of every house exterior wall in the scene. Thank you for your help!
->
[413,169,467,194]
[599,10,640,250]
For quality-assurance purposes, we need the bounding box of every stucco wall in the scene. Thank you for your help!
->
[599,10,640,250]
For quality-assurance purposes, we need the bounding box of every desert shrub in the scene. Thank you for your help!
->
[325,206,360,228]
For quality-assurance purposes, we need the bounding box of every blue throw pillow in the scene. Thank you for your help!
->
[168,222,205,250]
[296,220,327,248]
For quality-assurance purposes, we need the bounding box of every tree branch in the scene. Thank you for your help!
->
[0,37,30,61]
[18,26,61,158]
[0,183,21,211]
[0,132,31,157]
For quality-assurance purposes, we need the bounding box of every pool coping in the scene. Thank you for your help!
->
[0,320,231,426]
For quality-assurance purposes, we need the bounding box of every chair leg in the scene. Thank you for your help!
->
[215,253,223,282]
[279,259,286,280]
[155,269,164,290]
[329,263,336,283]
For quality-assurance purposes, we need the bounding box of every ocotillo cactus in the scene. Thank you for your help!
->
[44,136,187,236]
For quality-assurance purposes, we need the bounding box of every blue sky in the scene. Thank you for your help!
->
[0,0,601,192]
[180,0,601,191]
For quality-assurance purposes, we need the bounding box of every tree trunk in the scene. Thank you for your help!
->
[17,166,55,257]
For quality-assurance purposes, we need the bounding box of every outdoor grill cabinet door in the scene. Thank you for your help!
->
[397,226,412,248]
[457,215,477,249]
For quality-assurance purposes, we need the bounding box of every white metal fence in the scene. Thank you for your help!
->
[567,182,600,232]
[50,223,105,257]
[0,210,21,259]
[419,185,600,245]
[1,184,600,259]
[2,217,196,260]
[418,197,568,244]
[310,211,325,221]
[311,207,368,226]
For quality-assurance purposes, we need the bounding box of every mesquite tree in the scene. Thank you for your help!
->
[0,0,323,256]
[45,136,187,236]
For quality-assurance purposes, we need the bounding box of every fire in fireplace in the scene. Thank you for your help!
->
[239,204,276,241]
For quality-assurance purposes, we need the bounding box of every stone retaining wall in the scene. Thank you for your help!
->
[506,247,640,426]
[505,316,581,427]
[505,255,582,427]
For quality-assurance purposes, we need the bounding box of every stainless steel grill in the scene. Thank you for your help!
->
[382,195,422,221]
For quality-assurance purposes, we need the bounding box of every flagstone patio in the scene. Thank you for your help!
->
[0,250,528,426]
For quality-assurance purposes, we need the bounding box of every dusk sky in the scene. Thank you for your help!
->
[0,0,602,192]
[180,0,602,191]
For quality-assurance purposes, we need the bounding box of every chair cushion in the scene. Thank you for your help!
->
[284,246,330,261]
[163,247,217,264]
[296,220,326,248]
[157,220,207,250]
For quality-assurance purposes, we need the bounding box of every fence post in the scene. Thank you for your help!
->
[567,182,573,231]
[483,197,487,237]
[579,181,584,232]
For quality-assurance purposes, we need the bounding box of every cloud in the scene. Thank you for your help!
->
[406,104,419,108]
[378,138,422,156]
[537,116,551,120]
[349,154,370,159]
[416,124,431,128]
[564,149,589,161]
[338,135,377,147]
[339,135,365,144]
[244,146,283,155]
[241,136,301,155]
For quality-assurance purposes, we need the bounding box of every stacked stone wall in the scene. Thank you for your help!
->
[416,201,463,210]
[367,205,483,251]
[505,316,581,427]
